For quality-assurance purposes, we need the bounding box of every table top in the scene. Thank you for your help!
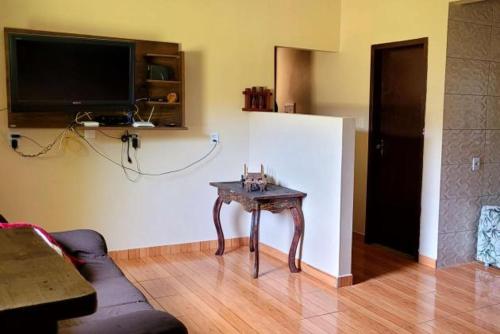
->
[210,181,307,201]
[0,228,96,320]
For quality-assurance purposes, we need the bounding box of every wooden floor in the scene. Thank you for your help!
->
[115,236,500,333]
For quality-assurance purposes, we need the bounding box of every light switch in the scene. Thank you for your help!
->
[472,157,480,172]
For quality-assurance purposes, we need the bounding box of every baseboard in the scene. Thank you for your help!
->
[109,237,247,261]
[418,254,437,269]
[109,237,353,288]
[258,242,353,288]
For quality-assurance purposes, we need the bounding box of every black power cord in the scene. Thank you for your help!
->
[121,131,133,163]
[10,121,218,180]
[72,127,218,177]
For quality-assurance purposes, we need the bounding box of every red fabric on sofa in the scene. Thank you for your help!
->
[0,223,84,266]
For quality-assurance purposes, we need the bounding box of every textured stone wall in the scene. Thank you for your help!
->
[439,0,500,266]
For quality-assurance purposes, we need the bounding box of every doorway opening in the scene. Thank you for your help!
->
[361,38,428,279]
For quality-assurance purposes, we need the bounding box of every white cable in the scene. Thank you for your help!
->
[12,122,218,180]
[147,106,155,123]
[15,126,71,158]
[133,104,144,122]
[75,111,93,125]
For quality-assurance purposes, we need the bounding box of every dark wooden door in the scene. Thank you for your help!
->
[365,39,427,257]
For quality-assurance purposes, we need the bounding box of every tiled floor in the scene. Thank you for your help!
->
[115,237,500,333]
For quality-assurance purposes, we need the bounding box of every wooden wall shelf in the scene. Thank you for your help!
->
[5,28,186,129]
[146,80,181,85]
[144,53,180,59]
[242,108,274,112]
[146,101,181,106]
[77,125,188,131]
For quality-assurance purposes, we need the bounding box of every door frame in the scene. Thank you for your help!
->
[364,38,428,256]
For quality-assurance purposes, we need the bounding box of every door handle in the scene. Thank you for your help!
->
[375,139,384,157]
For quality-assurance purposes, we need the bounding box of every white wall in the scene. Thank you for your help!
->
[248,113,355,277]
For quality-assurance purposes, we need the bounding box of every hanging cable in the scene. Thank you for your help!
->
[18,135,44,148]
[121,139,141,182]
[72,127,218,177]
[11,120,218,180]
[14,124,74,158]
[96,130,122,140]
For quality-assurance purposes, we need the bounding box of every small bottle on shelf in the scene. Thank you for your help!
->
[251,87,257,109]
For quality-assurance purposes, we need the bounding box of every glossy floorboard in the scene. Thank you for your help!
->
[115,237,500,333]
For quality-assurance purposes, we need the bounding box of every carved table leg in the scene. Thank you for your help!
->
[289,204,304,273]
[213,196,225,256]
[252,207,261,278]
[249,211,256,252]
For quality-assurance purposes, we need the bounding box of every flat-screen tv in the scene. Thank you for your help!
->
[8,33,135,112]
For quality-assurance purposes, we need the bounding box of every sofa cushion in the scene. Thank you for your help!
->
[60,301,152,327]
[78,256,124,283]
[51,229,108,257]
[59,309,187,334]
[93,276,146,308]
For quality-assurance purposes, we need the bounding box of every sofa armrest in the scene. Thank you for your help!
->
[51,229,108,257]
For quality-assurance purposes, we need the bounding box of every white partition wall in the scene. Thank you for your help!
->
[248,113,355,278]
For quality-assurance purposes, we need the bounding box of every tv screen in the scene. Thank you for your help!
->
[8,34,135,112]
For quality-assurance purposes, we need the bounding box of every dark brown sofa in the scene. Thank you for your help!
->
[0,216,187,334]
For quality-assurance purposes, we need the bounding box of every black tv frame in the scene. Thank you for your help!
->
[8,33,135,113]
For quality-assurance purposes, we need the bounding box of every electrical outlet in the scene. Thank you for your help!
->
[210,132,220,143]
[9,133,20,141]
[10,133,20,150]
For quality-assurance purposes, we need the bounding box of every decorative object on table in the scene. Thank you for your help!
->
[210,181,307,278]
[147,64,174,81]
[167,92,178,103]
[241,164,268,192]
[283,102,296,113]
[477,206,500,268]
[242,86,273,112]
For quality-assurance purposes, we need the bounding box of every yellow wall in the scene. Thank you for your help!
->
[0,0,341,250]
[313,0,451,259]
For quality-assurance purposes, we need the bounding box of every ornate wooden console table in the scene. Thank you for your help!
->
[209,181,307,278]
